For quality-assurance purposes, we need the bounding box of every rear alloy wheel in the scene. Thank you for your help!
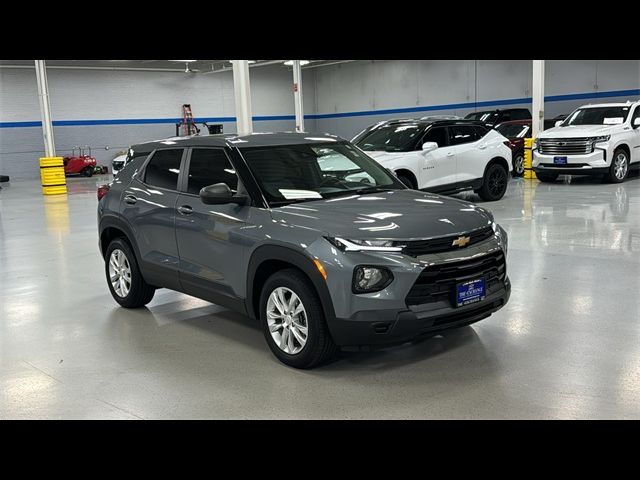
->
[478,163,508,201]
[260,269,338,369]
[512,152,525,177]
[82,166,93,177]
[607,149,629,183]
[105,237,155,308]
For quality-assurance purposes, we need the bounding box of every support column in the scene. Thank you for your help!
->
[231,60,253,135]
[531,60,545,139]
[34,60,56,157]
[292,60,304,132]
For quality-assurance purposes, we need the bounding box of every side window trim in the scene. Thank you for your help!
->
[139,148,188,193]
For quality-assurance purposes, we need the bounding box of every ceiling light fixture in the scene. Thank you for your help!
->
[284,60,310,66]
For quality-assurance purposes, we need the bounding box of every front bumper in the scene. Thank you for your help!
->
[331,276,510,347]
[306,227,510,348]
[533,147,609,176]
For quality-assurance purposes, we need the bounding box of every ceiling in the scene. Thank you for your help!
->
[0,60,354,72]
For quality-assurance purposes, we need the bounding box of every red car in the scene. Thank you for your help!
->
[63,146,97,177]
[495,120,531,177]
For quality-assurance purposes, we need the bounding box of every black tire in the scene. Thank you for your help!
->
[512,151,525,177]
[396,173,416,190]
[606,148,629,183]
[82,166,93,177]
[536,172,558,183]
[104,237,155,308]
[477,163,508,201]
[259,268,338,369]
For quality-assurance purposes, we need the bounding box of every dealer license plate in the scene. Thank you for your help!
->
[456,278,486,307]
[554,156,568,165]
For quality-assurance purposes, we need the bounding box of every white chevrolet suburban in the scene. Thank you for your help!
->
[533,101,640,183]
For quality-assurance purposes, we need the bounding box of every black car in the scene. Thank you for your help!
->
[465,108,531,127]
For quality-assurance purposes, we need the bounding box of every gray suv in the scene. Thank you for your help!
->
[98,133,511,368]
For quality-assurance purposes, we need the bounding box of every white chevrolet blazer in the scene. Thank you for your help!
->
[533,101,640,183]
[352,118,513,201]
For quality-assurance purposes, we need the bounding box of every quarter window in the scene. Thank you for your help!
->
[144,149,183,190]
[186,149,238,195]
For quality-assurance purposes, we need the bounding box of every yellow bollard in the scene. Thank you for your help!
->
[523,138,537,180]
[39,157,67,195]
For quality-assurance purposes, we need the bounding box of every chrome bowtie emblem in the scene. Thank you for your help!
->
[452,235,471,247]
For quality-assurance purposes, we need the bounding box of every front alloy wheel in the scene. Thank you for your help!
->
[259,269,338,368]
[608,149,628,183]
[266,287,308,354]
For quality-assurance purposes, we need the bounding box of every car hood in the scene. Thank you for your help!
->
[270,190,493,240]
[540,124,621,138]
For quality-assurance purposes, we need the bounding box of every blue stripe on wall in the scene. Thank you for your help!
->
[1,88,638,129]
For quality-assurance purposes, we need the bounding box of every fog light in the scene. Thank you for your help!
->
[352,266,393,293]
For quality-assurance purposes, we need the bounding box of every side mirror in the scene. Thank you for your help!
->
[421,141,439,154]
[199,183,248,205]
[555,120,563,127]
[634,117,640,128]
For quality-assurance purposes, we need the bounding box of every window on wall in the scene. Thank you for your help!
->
[448,125,480,145]
[186,149,238,195]
[144,149,183,190]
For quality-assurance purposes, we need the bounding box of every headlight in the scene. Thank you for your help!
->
[352,266,394,293]
[590,135,610,144]
[325,237,403,252]
[492,222,508,255]
[532,138,538,150]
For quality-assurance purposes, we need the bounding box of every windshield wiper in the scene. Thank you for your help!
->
[353,186,396,195]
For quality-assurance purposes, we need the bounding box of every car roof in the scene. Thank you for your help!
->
[581,101,639,108]
[468,108,530,114]
[374,118,489,128]
[496,119,531,127]
[131,132,346,151]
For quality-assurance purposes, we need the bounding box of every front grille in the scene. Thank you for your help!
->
[539,138,593,155]
[406,251,506,306]
[398,226,494,257]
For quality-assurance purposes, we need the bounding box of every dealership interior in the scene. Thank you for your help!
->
[0,59,639,419]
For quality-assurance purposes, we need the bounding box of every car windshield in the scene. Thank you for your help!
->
[496,123,530,138]
[239,142,406,206]
[563,106,630,126]
[354,124,423,152]
[465,111,498,123]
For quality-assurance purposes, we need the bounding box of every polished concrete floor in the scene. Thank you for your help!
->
[1,173,639,419]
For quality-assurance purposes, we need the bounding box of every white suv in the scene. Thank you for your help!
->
[352,118,513,201]
[533,101,640,183]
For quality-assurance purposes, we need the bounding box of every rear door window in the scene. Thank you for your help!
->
[144,149,184,190]
[448,125,481,145]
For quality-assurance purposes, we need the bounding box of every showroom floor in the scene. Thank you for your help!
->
[1,173,639,419]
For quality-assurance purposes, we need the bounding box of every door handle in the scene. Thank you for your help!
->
[478,144,487,150]
[446,152,454,157]
[177,205,193,215]
[124,195,137,205]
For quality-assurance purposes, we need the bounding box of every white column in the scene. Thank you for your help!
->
[34,60,56,157]
[231,60,253,135]
[292,60,304,132]
[531,60,545,139]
